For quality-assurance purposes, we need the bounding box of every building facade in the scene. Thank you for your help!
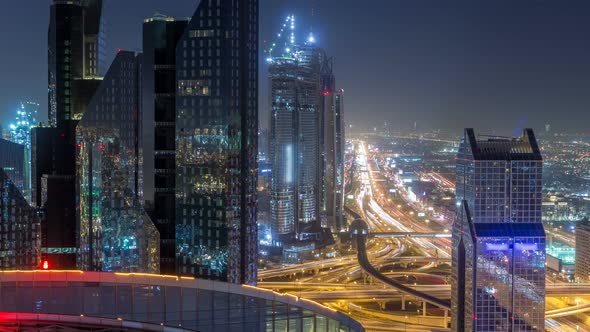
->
[175,0,258,284]
[269,18,322,237]
[48,0,104,125]
[76,51,159,273]
[451,128,545,331]
[142,14,189,275]
[0,169,41,270]
[40,0,105,270]
[320,85,345,232]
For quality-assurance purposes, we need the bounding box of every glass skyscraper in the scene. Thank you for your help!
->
[451,128,545,331]
[40,0,105,270]
[7,101,39,204]
[76,51,159,273]
[48,0,105,125]
[269,17,322,237]
[142,13,189,275]
[175,0,258,284]
[319,52,345,233]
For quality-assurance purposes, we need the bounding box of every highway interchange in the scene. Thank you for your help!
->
[258,139,590,332]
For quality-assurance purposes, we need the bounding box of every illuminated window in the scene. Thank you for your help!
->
[188,29,215,38]
[178,80,210,96]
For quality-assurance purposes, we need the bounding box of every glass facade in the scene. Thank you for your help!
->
[48,0,104,125]
[321,90,345,233]
[142,14,189,275]
[0,169,41,270]
[175,0,258,284]
[77,51,159,273]
[0,271,364,332]
[452,128,545,331]
[269,28,322,236]
[7,101,39,204]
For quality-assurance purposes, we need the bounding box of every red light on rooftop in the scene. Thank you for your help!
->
[118,48,122,53]
[42,260,49,270]
[322,90,331,96]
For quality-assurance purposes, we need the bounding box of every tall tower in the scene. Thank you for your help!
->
[40,0,105,269]
[269,16,322,238]
[7,101,39,204]
[142,14,189,276]
[48,0,104,126]
[321,89,345,233]
[175,0,259,284]
[77,51,159,273]
[451,128,545,331]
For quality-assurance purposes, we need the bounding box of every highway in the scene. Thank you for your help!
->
[258,139,590,331]
[354,217,451,309]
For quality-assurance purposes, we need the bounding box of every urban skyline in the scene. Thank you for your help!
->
[2,1,590,332]
[3,1,590,133]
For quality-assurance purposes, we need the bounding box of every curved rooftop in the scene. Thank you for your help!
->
[0,271,364,332]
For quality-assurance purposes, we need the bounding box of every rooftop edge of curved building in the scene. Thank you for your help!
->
[0,270,364,332]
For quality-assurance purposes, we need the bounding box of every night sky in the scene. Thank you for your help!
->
[1,0,590,135]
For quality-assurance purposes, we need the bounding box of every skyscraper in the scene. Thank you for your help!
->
[40,0,105,270]
[451,128,545,331]
[321,89,345,233]
[269,16,322,237]
[77,51,159,273]
[318,52,345,233]
[175,0,258,284]
[142,13,189,275]
[48,0,105,125]
[7,101,39,203]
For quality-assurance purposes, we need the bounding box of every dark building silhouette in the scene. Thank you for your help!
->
[451,128,545,331]
[142,14,189,275]
[175,0,259,283]
[77,51,159,273]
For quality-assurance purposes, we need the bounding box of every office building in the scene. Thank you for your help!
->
[39,0,105,269]
[575,219,590,281]
[321,89,345,233]
[318,53,345,233]
[77,51,159,273]
[175,0,259,283]
[451,128,545,331]
[269,16,322,237]
[48,0,104,125]
[0,169,41,270]
[142,13,189,275]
